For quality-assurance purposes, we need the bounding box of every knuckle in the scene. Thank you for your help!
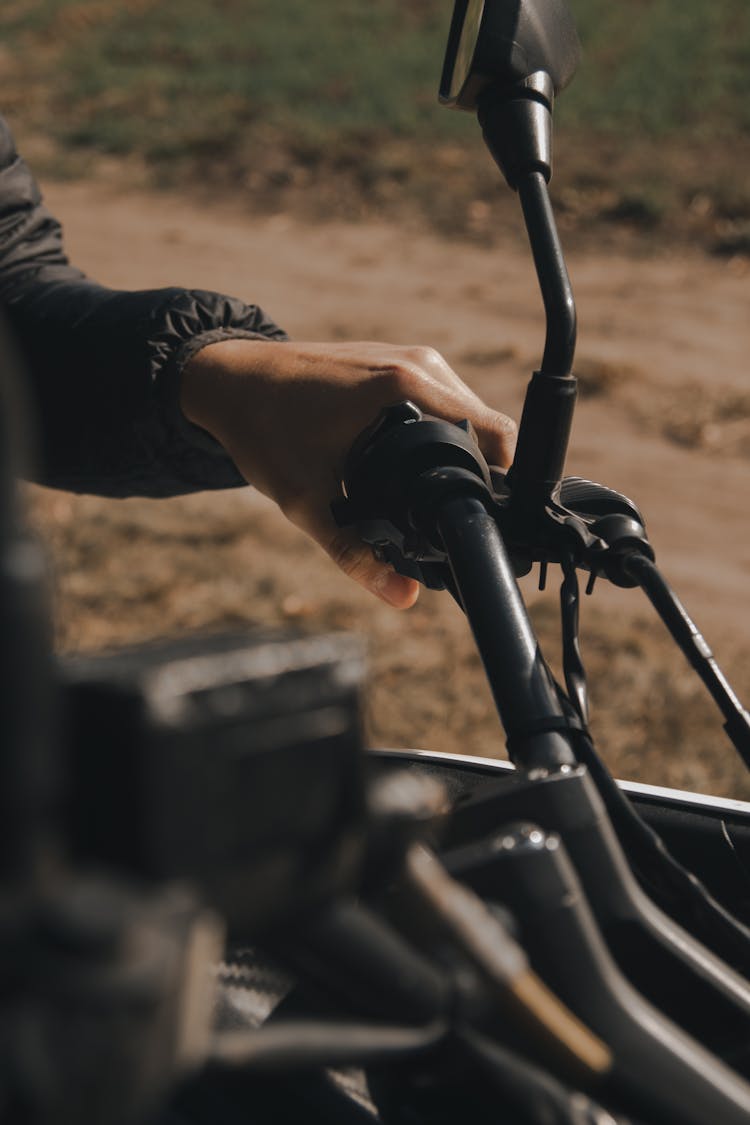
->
[496,411,518,438]
[482,410,518,467]
[406,344,443,370]
[375,361,422,399]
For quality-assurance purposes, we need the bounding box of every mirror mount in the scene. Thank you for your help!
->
[440,0,581,111]
[440,0,580,496]
[477,70,554,190]
[475,70,577,466]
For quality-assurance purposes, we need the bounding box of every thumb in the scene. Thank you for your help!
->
[279,491,420,608]
[324,526,420,609]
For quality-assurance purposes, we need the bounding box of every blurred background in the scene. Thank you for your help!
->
[1,0,749,794]
[2,0,749,247]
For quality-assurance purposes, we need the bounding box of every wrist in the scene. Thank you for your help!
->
[181,337,278,435]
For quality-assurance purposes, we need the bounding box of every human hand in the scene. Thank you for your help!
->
[181,338,516,608]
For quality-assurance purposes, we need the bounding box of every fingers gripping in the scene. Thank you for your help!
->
[326,527,420,609]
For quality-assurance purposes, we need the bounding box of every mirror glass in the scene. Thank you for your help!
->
[440,0,581,110]
[441,0,486,105]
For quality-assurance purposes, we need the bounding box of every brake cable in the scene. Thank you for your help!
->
[560,556,589,727]
[548,684,750,973]
[622,552,750,770]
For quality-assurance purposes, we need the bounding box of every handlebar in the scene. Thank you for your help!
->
[334,399,750,776]
[333,401,657,772]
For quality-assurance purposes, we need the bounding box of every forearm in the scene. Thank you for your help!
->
[1,113,286,497]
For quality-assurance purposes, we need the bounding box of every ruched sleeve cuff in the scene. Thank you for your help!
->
[4,274,288,498]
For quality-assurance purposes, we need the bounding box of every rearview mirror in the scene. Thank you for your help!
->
[440,0,581,111]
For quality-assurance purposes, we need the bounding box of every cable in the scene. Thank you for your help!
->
[560,558,589,726]
[555,689,750,976]
[623,553,750,770]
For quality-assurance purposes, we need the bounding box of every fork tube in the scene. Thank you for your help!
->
[436,496,576,772]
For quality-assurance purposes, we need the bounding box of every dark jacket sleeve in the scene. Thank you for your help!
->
[0,115,288,497]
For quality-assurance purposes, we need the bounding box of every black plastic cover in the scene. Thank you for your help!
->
[60,630,366,936]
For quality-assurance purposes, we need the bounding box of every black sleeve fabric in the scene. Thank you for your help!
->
[0,115,288,497]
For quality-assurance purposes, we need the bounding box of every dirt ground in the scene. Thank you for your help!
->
[24,179,750,798]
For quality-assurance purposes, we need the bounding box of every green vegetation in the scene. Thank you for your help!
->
[562,0,750,136]
[1,0,464,158]
[3,0,748,147]
[1,0,748,243]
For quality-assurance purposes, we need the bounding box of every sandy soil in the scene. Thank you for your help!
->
[25,180,750,797]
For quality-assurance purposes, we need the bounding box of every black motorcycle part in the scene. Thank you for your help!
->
[443,765,750,1069]
[446,824,750,1125]
[435,495,577,771]
[59,631,366,938]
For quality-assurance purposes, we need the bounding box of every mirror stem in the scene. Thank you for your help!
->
[517,170,577,377]
[478,79,577,374]
[509,171,578,498]
[478,83,578,495]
